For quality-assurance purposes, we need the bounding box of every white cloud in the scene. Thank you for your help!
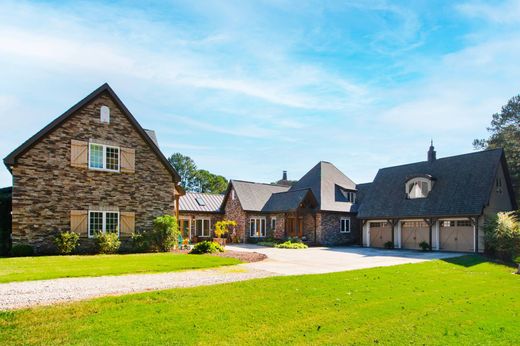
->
[457,0,520,24]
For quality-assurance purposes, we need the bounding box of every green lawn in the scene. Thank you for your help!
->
[0,253,241,283]
[1,256,519,345]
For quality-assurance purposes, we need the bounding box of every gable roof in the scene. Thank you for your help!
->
[290,161,357,212]
[3,83,180,182]
[179,192,224,213]
[262,188,317,213]
[357,148,517,219]
[228,180,289,212]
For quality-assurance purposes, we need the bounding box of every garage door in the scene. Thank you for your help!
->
[401,221,429,250]
[439,220,473,252]
[369,222,392,248]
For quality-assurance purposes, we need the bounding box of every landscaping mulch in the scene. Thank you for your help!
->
[216,250,267,263]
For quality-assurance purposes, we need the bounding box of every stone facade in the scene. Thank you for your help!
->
[10,91,176,253]
[316,212,360,246]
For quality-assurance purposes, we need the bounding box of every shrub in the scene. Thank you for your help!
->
[11,244,34,257]
[94,232,121,254]
[484,211,520,262]
[275,241,308,249]
[131,231,150,253]
[384,241,394,249]
[54,231,80,255]
[189,241,224,254]
[214,220,237,238]
[257,241,276,247]
[149,215,179,252]
[419,241,430,251]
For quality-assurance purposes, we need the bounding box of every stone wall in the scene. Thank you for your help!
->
[10,91,176,253]
[223,187,247,242]
[317,212,360,246]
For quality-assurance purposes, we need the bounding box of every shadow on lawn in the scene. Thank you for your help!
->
[440,255,487,267]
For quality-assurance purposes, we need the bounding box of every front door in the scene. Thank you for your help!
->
[287,218,303,238]
[179,218,191,238]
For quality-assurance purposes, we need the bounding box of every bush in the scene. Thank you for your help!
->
[484,211,520,262]
[275,241,308,249]
[94,232,121,254]
[257,241,276,247]
[11,244,34,257]
[419,241,430,251]
[214,220,237,239]
[384,241,394,249]
[53,231,80,255]
[149,215,179,252]
[189,241,224,254]
[131,232,150,253]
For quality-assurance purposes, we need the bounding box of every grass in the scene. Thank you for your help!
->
[0,253,241,283]
[1,255,519,345]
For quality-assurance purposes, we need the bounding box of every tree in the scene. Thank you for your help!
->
[167,153,198,191]
[195,169,228,194]
[474,94,520,206]
[168,153,228,194]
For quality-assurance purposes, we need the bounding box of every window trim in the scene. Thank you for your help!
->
[405,177,432,199]
[340,217,351,233]
[88,210,120,238]
[195,218,212,237]
[271,217,276,231]
[249,217,267,238]
[88,143,120,172]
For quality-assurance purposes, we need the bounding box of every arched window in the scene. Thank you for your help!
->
[406,177,432,199]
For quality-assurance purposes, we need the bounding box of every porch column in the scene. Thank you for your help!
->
[471,216,479,253]
[434,220,440,250]
[397,221,402,248]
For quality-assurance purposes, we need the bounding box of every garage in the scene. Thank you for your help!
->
[439,220,474,252]
[401,221,429,250]
[369,222,393,248]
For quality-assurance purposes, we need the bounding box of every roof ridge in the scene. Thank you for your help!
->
[271,187,310,195]
[378,148,503,171]
[231,179,287,187]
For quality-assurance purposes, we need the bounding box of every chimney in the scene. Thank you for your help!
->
[282,170,288,181]
[428,140,436,162]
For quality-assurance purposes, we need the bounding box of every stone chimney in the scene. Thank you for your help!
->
[428,140,436,163]
[282,170,288,181]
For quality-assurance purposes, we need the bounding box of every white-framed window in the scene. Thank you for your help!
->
[88,211,119,238]
[195,218,211,237]
[231,189,236,200]
[345,191,356,203]
[406,178,432,199]
[250,217,266,237]
[271,217,276,230]
[88,143,120,172]
[340,217,350,233]
[100,105,110,124]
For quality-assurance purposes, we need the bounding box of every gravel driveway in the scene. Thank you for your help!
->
[0,265,275,310]
[0,246,464,310]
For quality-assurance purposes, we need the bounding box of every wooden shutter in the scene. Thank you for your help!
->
[70,210,88,236]
[120,212,135,237]
[71,140,88,168]
[120,147,135,173]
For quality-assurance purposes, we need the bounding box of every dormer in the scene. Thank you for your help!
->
[405,175,434,199]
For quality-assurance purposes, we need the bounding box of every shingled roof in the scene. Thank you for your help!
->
[262,188,317,212]
[229,180,289,211]
[357,148,517,219]
[290,161,357,212]
[179,192,224,213]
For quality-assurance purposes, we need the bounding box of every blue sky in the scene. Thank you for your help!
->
[1,0,520,187]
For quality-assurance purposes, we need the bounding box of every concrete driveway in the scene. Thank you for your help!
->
[227,244,465,275]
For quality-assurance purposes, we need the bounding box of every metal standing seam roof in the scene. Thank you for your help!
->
[357,148,516,219]
[179,192,224,213]
[230,180,290,211]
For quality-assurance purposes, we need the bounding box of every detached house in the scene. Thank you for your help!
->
[3,84,183,253]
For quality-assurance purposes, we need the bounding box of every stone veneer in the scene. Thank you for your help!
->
[10,91,176,253]
[316,212,360,245]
